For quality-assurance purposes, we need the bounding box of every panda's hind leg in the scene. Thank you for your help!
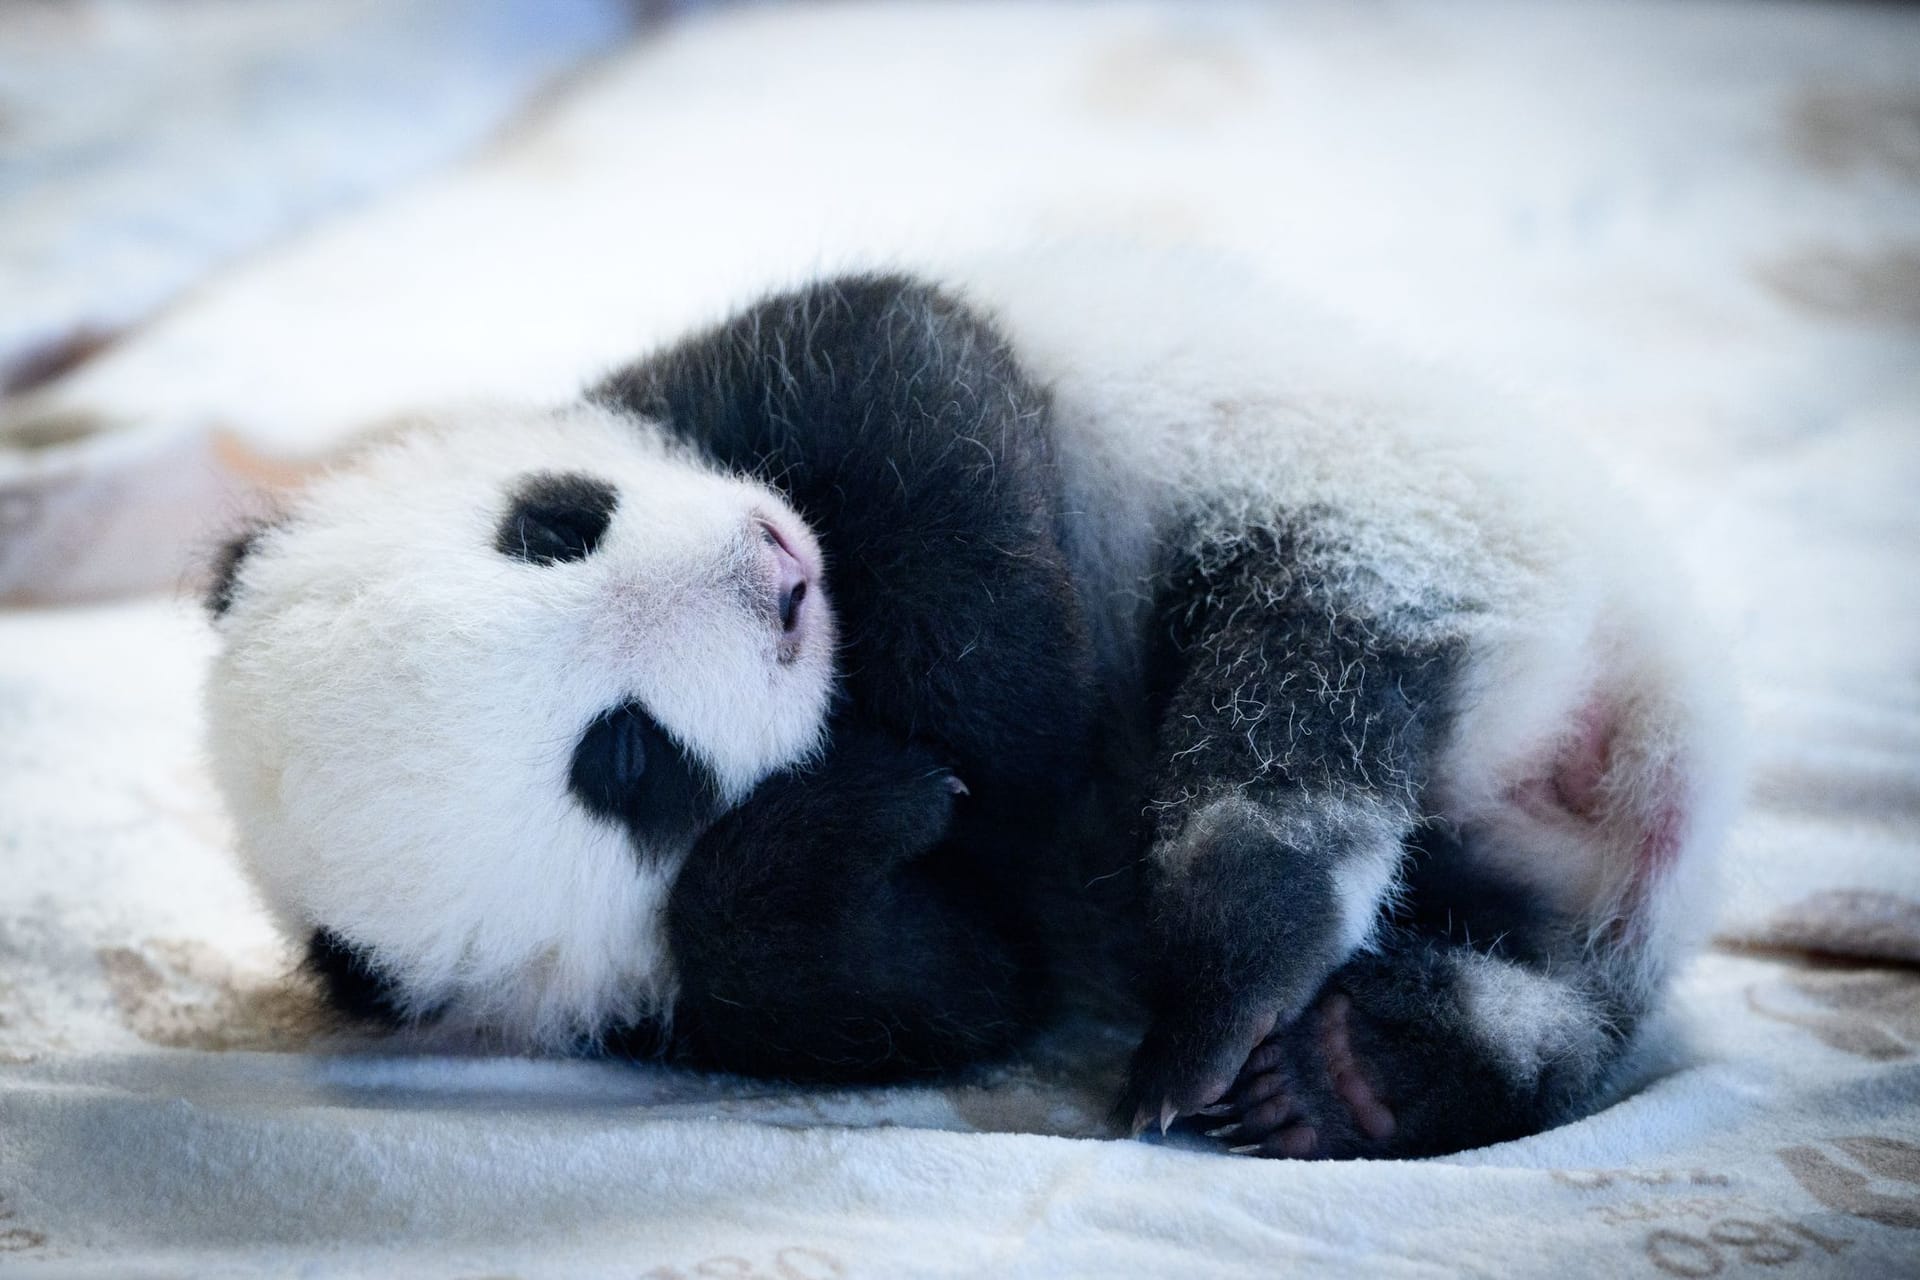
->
[1119,528,1445,1133]
[1200,827,1642,1159]
[1118,524,1662,1155]
[1121,518,1696,1157]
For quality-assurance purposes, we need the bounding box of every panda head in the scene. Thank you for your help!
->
[202,402,837,1048]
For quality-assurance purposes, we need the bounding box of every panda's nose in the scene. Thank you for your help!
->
[755,516,811,639]
[774,546,807,633]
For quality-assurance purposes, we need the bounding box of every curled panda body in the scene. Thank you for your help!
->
[963,254,1735,1151]
[204,250,1735,1158]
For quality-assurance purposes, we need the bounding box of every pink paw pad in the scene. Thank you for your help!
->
[1318,993,1396,1142]
[1207,991,1396,1158]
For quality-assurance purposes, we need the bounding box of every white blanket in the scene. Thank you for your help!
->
[3,3,1918,1276]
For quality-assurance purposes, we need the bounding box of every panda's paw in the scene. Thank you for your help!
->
[1120,982,1405,1158]
[1197,990,1397,1159]
[1117,987,1295,1137]
[791,724,962,849]
[1191,944,1552,1160]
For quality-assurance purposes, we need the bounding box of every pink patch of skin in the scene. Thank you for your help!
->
[1618,772,1687,939]
[1211,994,1395,1158]
[1505,693,1691,944]
[1320,993,1395,1143]
[1550,699,1692,916]
[1552,698,1616,820]
[1511,694,1618,827]
[1590,759,1687,946]
[1633,783,1686,886]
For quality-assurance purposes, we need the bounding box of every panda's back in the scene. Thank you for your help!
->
[948,248,1599,685]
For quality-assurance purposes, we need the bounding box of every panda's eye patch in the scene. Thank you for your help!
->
[569,700,721,856]
[496,472,618,565]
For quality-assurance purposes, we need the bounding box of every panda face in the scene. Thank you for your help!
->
[203,403,836,1046]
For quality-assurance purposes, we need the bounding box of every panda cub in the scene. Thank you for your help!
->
[204,250,1735,1159]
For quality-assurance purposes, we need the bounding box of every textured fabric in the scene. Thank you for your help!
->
[2,2,1918,1275]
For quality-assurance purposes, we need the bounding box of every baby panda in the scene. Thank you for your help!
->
[203,248,1736,1159]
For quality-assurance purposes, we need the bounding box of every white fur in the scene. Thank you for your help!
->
[205,403,836,1046]
[1332,834,1403,955]
[1450,948,1605,1087]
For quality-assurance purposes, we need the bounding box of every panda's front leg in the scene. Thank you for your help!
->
[666,723,1044,1081]
[1119,789,1419,1129]
[1119,531,1444,1138]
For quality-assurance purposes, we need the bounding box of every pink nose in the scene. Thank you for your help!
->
[758,518,809,633]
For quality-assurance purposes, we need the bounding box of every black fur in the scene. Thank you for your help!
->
[1394,822,1555,963]
[668,725,1044,1079]
[305,928,407,1025]
[568,700,723,857]
[495,471,618,566]
[1143,525,1452,801]
[204,523,272,617]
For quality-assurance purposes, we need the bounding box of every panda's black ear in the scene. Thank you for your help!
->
[204,520,275,618]
[305,928,409,1026]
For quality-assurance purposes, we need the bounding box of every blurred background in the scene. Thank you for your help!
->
[1,0,649,393]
